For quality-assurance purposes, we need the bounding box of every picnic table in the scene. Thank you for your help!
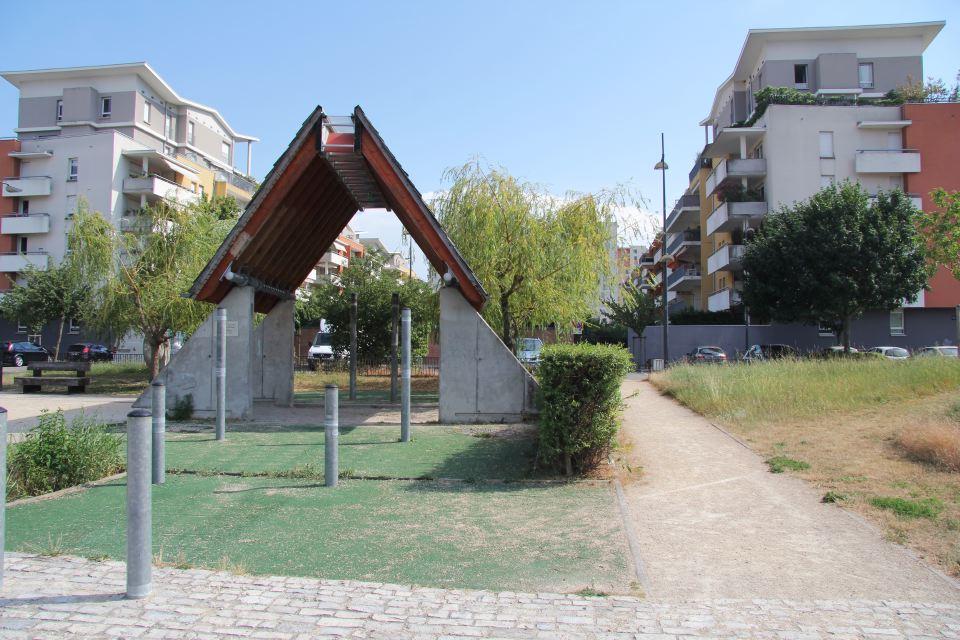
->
[16,361,91,394]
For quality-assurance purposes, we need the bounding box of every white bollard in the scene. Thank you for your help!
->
[126,409,152,599]
[325,384,339,487]
[401,308,411,443]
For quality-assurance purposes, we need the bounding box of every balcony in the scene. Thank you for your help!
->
[705,158,766,196]
[665,230,701,258]
[122,174,199,205]
[666,266,701,292]
[708,287,742,312]
[706,244,745,275]
[0,251,48,272]
[320,251,348,267]
[855,149,920,174]
[2,176,52,197]
[706,201,767,236]
[1,214,50,235]
[664,194,700,233]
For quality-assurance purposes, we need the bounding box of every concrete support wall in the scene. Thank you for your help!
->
[252,299,294,405]
[439,286,538,423]
[135,286,255,419]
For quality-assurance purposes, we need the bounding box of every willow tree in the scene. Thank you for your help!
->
[73,200,232,377]
[432,162,616,350]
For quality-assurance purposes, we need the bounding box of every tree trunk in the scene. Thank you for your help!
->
[841,316,852,353]
[146,337,167,379]
[500,293,514,352]
[54,315,66,361]
[564,453,573,476]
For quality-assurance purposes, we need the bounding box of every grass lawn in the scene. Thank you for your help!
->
[651,357,960,576]
[165,424,538,480]
[7,475,631,593]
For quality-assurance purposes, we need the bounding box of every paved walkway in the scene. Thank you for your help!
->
[2,553,960,639]
[618,375,960,602]
[0,391,134,434]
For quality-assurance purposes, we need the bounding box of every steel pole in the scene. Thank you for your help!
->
[349,293,357,401]
[324,384,339,487]
[126,409,152,599]
[390,293,399,403]
[0,407,6,590]
[400,307,411,443]
[660,132,669,365]
[151,381,165,485]
[215,307,227,441]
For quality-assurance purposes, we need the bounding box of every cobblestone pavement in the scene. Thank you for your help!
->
[2,554,960,639]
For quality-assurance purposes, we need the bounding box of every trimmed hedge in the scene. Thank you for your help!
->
[537,343,634,474]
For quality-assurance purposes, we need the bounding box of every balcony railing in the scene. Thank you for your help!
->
[0,251,49,272]
[2,176,53,197]
[666,266,702,290]
[688,155,712,183]
[664,193,700,233]
[706,243,745,275]
[706,200,767,236]
[855,149,921,174]
[665,230,701,257]
[1,213,50,235]
[123,174,199,204]
[708,287,742,312]
[705,158,766,195]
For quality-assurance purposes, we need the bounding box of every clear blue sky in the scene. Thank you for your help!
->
[2,0,958,268]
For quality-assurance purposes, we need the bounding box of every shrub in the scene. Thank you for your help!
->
[537,343,634,474]
[7,410,123,500]
[897,423,960,472]
[168,394,194,421]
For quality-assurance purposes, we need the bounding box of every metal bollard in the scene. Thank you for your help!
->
[401,307,411,443]
[126,409,152,599]
[215,307,227,441]
[0,407,6,591]
[151,381,166,485]
[324,384,339,487]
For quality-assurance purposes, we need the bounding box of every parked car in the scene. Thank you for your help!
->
[517,337,544,365]
[742,343,797,362]
[867,346,910,360]
[306,329,335,371]
[66,342,114,362]
[1,340,51,367]
[685,346,727,364]
[917,345,959,358]
[818,345,861,357]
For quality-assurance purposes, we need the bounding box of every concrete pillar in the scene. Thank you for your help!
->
[254,298,295,405]
[126,409,152,599]
[216,307,227,440]
[246,141,253,177]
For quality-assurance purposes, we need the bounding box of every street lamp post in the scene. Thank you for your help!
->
[654,133,669,365]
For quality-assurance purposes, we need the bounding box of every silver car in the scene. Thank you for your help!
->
[868,346,910,360]
[917,346,959,358]
[517,337,543,365]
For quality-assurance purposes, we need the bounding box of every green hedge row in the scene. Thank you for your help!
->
[537,343,634,474]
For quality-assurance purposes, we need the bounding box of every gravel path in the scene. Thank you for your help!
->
[618,375,960,601]
[2,553,959,639]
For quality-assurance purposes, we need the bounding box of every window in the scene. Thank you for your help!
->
[198,184,205,198]
[818,321,836,336]
[890,309,905,336]
[165,113,176,139]
[794,64,808,89]
[16,321,27,334]
[187,121,195,145]
[820,175,835,189]
[142,101,151,123]
[221,142,230,160]
[67,157,79,181]
[68,318,80,335]
[20,200,28,215]
[858,62,874,89]
[65,195,77,218]
[18,237,27,253]
[819,131,834,158]
[100,96,112,118]
[56,99,63,122]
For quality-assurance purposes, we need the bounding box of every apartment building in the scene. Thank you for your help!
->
[359,237,420,280]
[302,225,366,287]
[0,62,258,346]
[657,21,959,350]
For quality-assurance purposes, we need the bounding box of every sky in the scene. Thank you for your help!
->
[2,1,959,277]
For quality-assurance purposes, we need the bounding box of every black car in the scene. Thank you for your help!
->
[2,340,51,367]
[685,346,728,364]
[67,342,114,362]
[742,343,798,362]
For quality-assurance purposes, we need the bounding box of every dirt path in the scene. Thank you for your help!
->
[618,374,960,601]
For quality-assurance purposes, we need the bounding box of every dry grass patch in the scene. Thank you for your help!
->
[294,371,438,394]
[650,359,960,576]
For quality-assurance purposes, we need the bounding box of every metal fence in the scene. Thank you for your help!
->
[295,356,439,377]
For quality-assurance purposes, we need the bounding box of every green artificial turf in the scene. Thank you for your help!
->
[164,425,537,480]
[7,475,632,593]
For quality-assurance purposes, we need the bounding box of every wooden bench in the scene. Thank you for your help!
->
[16,361,92,394]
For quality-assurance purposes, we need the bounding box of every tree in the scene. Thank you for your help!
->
[600,282,660,344]
[918,189,960,281]
[432,161,617,351]
[309,251,436,361]
[742,182,928,351]
[73,200,233,377]
[0,200,112,359]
